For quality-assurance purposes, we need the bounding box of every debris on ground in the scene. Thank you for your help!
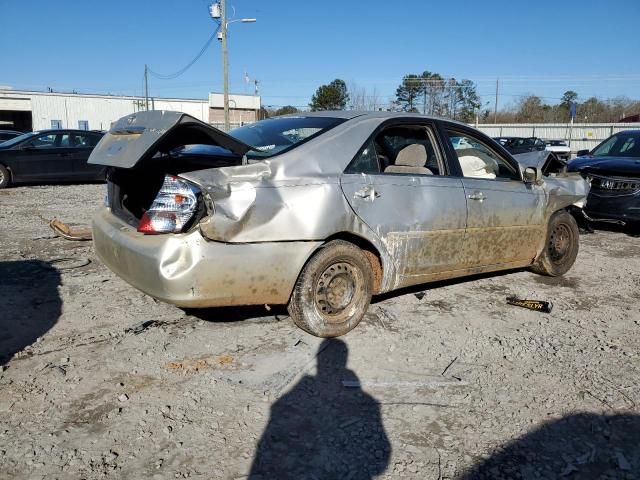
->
[165,359,210,373]
[506,296,553,313]
[125,320,163,335]
[49,218,93,241]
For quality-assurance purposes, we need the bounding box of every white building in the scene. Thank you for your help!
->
[0,89,260,132]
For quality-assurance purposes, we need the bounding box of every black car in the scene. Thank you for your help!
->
[0,130,22,143]
[0,129,105,188]
[568,130,640,228]
[494,136,546,155]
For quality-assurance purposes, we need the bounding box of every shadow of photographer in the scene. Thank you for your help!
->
[249,338,391,479]
[0,260,62,365]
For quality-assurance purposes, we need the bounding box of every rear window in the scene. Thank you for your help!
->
[230,116,345,158]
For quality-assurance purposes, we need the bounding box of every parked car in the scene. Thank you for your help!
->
[0,129,105,188]
[494,136,546,155]
[544,139,571,161]
[568,130,640,229]
[494,136,566,176]
[0,129,24,143]
[90,111,586,337]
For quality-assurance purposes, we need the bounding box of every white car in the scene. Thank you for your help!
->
[544,140,571,161]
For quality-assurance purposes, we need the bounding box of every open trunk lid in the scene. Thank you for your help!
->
[88,110,253,169]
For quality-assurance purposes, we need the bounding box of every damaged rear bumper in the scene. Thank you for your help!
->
[92,208,321,307]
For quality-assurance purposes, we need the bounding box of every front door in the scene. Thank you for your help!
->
[17,133,75,180]
[340,122,468,288]
[444,129,546,267]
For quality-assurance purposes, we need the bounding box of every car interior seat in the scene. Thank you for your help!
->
[456,148,498,179]
[384,144,433,175]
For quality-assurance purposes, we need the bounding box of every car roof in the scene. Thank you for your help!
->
[279,110,470,128]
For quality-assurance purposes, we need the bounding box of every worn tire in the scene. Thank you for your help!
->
[0,164,10,189]
[288,240,373,337]
[531,210,579,276]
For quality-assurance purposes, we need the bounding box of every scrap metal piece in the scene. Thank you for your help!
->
[49,219,93,241]
[506,296,553,313]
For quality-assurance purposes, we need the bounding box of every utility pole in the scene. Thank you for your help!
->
[221,0,230,131]
[493,78,499,124]
[144,64,149,111]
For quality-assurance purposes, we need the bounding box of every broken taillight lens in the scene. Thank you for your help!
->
[137,175,199,234]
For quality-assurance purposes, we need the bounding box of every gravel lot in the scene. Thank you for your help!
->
[1,183,639,479]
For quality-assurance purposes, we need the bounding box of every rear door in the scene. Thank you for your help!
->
[443,127,545,267]
[340,120,468,288]
[15,133,75,180]
[70,132,104,179]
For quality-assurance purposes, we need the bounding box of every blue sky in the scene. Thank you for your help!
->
[1,0,639,110]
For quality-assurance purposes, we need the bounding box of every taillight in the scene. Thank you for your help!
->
[137,175,199,234]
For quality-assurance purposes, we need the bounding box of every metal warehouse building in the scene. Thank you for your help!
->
[0,89,260,132]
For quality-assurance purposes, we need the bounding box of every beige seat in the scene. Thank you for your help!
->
[384,144,433,175]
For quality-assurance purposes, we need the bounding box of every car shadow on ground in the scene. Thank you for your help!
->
[249,338,391,479]
[461,412,640,479]
[581,221,640,237]
[183,304,289,324]
[372,268,523,305]
[0,260,61,366]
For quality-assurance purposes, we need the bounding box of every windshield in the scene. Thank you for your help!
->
[592,133,640,158]
[0,132,35,147]
[229,116,345,158]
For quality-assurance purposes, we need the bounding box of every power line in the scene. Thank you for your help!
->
[147,29,219,80]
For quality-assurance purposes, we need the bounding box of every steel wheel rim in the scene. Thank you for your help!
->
[549,223,572,263]
[314,262,361,323]
[0,169,4,185]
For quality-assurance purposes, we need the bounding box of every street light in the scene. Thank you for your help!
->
[211,1,256,131]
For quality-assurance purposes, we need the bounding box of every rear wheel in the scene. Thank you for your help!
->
[532,211,579,276]
[0,164,10,188]
[288,240,373,337]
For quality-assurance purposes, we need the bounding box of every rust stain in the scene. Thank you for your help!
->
[165,359,210,373]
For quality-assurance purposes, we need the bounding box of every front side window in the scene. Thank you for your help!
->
[28,134,58,149]
[447,131,520,181]
[345,140,379,174]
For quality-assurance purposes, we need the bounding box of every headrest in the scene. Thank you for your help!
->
[395,144,427,167]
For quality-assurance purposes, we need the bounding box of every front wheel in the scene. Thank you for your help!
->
[288,240,373,337]
[531,211,579,276]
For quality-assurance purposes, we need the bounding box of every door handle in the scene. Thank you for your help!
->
[467,191,486,202]
[354,186,380,201]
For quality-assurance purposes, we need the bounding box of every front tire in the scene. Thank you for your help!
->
[532,211,579,276]
[288,240,373,337]
[0,164,10,188]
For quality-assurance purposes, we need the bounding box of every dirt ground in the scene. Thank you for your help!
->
[1,183,639,480]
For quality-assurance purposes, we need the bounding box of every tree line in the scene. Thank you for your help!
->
[259,74,638,124]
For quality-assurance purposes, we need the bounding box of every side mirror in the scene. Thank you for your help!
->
[523,166,543,185]
[576,149,590,157]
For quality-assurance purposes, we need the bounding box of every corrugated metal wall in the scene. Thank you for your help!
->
[475,123,640,152]
[29,94,209,131]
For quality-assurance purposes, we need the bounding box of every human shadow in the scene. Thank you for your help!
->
[249,338,391,479]
[0,260,61,365]
[461,412,640,479]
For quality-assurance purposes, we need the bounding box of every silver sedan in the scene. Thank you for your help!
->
[90,111,586,337]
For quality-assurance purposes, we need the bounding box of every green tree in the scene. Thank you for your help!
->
[309,79,349,111]
[560,90,578,109]
[275,105,299,116]
[394,74,423,112]
[454,79,481,122]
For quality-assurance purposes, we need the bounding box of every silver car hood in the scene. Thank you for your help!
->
[88,111,253,168]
